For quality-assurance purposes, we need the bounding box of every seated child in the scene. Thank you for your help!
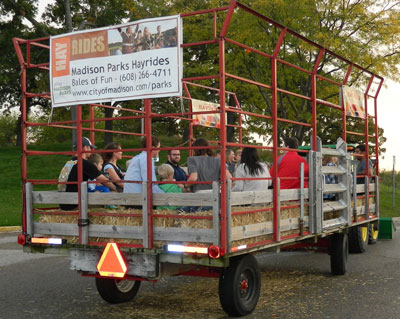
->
[157,164,184,210]
[87,154,110,193]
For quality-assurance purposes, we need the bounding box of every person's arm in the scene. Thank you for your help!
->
[105,166,124,188]
[96,174,117,192]
[231,166,244,192]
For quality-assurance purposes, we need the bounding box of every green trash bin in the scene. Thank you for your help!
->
[378,217,396,239]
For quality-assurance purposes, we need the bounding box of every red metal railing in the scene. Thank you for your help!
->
[13,0,383,254]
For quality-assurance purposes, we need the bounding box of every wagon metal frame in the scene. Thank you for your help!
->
[13,1,383,316]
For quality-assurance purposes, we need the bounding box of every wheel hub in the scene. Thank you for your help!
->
[240,279,248,292]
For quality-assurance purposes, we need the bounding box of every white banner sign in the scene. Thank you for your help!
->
[192,99,226,128]
[50,15,182,107]
[341,85,366,119]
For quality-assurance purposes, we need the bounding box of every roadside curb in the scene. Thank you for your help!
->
[0,226,21,233]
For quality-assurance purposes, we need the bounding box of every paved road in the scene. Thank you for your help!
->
[1,223,399,319]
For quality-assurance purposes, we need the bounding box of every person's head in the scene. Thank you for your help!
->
[285,137,299,150]
[226,148,235,164]
[158,164,174,181]
[141,136,160,158]
[168,150,181,165]
[127,27,132,35]
[241,147,264,176]
[235,149,242,163]
[157,25,161,33]
[73,137,96,159]
[103,142,122,163]
[355,144,366,155]
[144,27,150,36]
[192,138,213,156]
[88,153,103,171]
[322,155,333,165]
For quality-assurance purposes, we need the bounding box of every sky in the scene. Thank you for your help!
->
[36,1,400,171]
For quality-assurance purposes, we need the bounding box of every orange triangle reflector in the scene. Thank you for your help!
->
[97,243,127,278]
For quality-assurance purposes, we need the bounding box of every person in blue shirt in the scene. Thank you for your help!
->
[123,136,164,194]
[166,149,187,186]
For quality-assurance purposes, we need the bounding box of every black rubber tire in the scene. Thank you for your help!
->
[330,233,348,276]
[368,222,379,244]
[95,277,141,304]
[219,254,261,317]
[348,225,369,253]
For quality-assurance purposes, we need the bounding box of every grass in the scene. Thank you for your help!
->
[1,144,400,226]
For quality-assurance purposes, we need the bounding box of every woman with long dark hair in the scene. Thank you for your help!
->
[103,142,125,192]
[232,147,271,191]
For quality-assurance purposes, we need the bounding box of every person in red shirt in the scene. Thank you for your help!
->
[270,137,309,189]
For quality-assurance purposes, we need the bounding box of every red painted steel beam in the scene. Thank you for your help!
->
[144,99,154,249]
[219,37,228,254]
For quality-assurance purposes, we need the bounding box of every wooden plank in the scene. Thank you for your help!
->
[34,222,78,236]
[321,148,345,156]
[322,201,347,213]
[153,227,215,243]
[323,217,347,228]
[355,204,376,215]
[321,166,346,175]
[323,183,347,193]
[70,249,158,278]
[80,182,88,245]
[212,181,220,246]
[89,224,144,239]
[32,191,214,207]
[231,217,309,241]
[33,191,78,204]
[230,188,309,206]
[355,183,376,193]
[26,183,33,237]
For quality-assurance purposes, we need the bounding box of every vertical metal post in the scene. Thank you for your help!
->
[80,182,88,245]
[300,163,304,236]
[341,64,353,142]
[271,28,286,242]
[311,49,324,151]
[276,178,281,242]
[218,36,227,253]
[76,105,83,244]
[89,105,95,144]
[393,155,396,209]
[21,61,28,233]
[375,176,380,218]
[144,98,154,249]
[364,176,369,219]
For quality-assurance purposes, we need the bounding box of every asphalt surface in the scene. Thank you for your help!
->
[0,222,399,319]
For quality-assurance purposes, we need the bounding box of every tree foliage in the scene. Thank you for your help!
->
[0,0,398,154]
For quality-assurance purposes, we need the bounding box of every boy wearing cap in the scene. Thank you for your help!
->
[59,137,116,210]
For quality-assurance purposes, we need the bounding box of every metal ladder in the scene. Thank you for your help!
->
[309,137,351,233]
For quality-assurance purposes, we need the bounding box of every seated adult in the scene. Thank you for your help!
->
[354,144,373,184]
[103,142,125,192]
[123,136,164,194]
[226,148,236,175]
[232,147,271,191]
[269,137,309,189]
[187,138,232,193]
[59,137,116,211]
[166,149,187,185]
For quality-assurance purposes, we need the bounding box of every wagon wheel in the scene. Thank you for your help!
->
[348,225,369,253]
[330,233,348,276]
[219,254,261,317]
[95,277,141,304]
[368,222,379,244]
